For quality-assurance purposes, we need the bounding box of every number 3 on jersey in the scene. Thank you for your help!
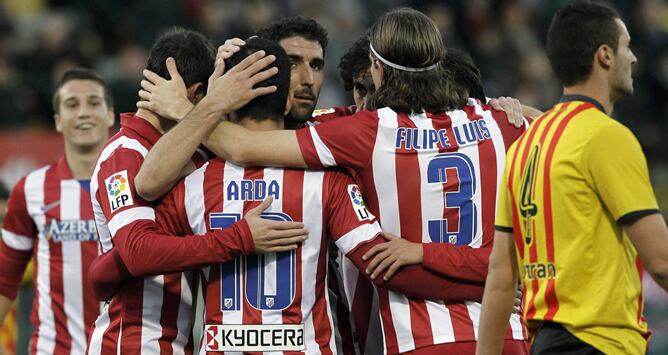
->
[426,153,477,246]
[210,212,296,311]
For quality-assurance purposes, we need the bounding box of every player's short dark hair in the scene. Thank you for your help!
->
[225,37,290,122]
[256,16,328,56]
[52,67,113,113]
[146,27,215,92]
[442,48,486,103]
[547,1,621,86]
[338,33,370,92]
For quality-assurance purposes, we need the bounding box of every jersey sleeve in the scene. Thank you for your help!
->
[95,148,156,238]
[324,170,485,302]
[296,111,377,169]
[0,177,34,299]
[495,147,516,232]
[584,124,659,224]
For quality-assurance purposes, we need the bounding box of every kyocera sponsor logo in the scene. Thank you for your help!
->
[205,324,305,352]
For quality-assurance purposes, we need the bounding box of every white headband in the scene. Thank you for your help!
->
[369,43,438,72]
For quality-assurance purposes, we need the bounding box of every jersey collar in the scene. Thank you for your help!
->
[120,112,162,146]
[559,95,605,113]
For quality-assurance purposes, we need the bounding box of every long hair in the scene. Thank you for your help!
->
[365,8,460,113]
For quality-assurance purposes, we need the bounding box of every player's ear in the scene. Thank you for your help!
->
[187,82,205,104]
[105,108,115,128]
[284,94,293,116]
[596,44,613,70]
[54,113,63,133]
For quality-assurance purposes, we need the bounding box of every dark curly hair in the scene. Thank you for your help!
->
[338,33,370,92]
[256,16,328,56]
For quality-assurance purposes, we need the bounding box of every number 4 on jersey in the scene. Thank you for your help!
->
[520,145,540,245]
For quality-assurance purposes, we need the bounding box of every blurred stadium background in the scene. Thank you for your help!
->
[0,0,665,353]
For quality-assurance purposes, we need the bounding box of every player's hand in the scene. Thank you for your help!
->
[211,37,246,79]
[245,197,308,253]
[137,57,194,121]
[513,286,523,314]
[362,233,423,281]
[488,96,523,128]
[204,48,278,115]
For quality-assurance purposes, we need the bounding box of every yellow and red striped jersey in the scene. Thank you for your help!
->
[496,97,660,354]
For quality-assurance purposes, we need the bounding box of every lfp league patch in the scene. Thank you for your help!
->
[105,170,134,212]
[347,184,373,221]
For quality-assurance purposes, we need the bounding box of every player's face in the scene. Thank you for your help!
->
[610,19,637,100]
[352,70,375,110]
[55,79,114,150]
[279,36,325,123]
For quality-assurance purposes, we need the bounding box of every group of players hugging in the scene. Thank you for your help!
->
[2,2,667,355]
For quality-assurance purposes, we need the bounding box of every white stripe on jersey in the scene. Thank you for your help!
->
[25,167,57,355]
[300,170,326,355]
[61,180,88,354]
[1,229,33,250]
[334,223,381,254]
[221,162,245,326]
[141,275,165,354]
[107,207,156,235]
[87,304,111,355]
[309,126,337,167]
[173,273,196,355]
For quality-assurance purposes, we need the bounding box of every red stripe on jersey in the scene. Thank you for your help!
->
[394,114,434,346]
[119,278,144,353]
[242,168,265,326]
[44,166,72,354]
[313,208,334,355]
[159,274,184,352]
[281,169,304,326]
[448,303,475,341]
[541,104,589,321]
[467,109,499,248]
[295,128,324,168]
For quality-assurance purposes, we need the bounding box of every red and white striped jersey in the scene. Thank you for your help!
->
[296,99,529,353]
[154,159,383,354]
[310,106,384,355]
[0,156,100,355]
[87,113,205,355]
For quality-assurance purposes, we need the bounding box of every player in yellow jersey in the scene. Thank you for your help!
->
[477,1,668,354]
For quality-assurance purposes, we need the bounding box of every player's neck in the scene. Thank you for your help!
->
[563,76,614,115]
[238,117,284,131]
[63,141,104,179]
[135,108,175,135]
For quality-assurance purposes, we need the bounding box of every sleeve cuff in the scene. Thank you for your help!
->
[617,209,660,225]
[235,219,254,254]
[495,225,514,233]
[295,127,324,169]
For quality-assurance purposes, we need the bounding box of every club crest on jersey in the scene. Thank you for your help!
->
[105,170,134,212]
[43,219,97,242]
[348,184,373,221]
[224,298,233,309]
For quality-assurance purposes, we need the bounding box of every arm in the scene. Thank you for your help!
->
[0,177,35,322]
[204,122,306,167]
[346,234,484,302]
[476,231,519,355]
[135,51,280,201]
[626,213,668,291]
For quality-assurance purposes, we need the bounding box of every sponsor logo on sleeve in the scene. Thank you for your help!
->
[206,324,305,352]
[105,171,134,212]
[348,184,374,221]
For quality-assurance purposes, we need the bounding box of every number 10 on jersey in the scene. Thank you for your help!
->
[210,212,297,311]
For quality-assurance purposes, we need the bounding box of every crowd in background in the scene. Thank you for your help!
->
[0,0,666,353]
